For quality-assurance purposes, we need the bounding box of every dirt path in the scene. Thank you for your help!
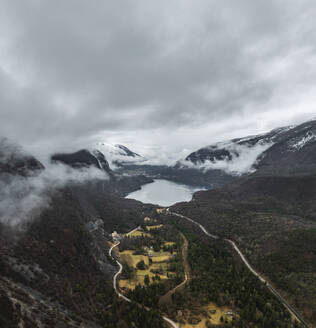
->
[159,232,191,305]
[109,228,179,328]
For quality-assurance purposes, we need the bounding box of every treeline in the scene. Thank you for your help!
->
[125,226,185,307]
[128,282,168,307]
[119,235,153,252]
[119,224,181,253]
[255,228,316,322]
[125,270,184,309]
[168,228,303,328]
[99,295,166,328]
[171,188,316,325]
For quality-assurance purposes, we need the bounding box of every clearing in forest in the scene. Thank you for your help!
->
[178,302,233,327]
[146,224,163,230]
[118,221,180,291]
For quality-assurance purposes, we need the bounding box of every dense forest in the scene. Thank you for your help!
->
[123,224,185,307]
[172,176,316,325]
[97,296,166,328]
[158,217,304,328]
[106,212,304,328]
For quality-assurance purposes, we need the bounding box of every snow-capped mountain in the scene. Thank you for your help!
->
[51,143,144,172]
[181,118,316,177]
[92,143,145,169]
[47,118,316,188]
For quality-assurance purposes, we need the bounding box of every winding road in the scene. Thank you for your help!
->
[108,234,179,328]
[167,209,311,328]
[159,233,191,305]
[109,242,131,303]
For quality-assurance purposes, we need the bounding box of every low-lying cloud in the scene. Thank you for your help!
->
[0,163,108,228]
[182,141,273,176]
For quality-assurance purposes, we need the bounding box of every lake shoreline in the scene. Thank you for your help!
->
[125,179,205,206]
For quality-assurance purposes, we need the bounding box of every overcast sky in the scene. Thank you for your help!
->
[1,0,316,163]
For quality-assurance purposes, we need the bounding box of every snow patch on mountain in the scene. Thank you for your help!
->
[288,131,316,151]
[91,151,103,170]
[92,143,145,169]
[182,141,273,176]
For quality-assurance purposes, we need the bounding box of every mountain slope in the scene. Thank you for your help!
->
[51,148,112,174]
[255,120,316,176]
[0,139,158,327]
[50,148,153,196]
[117,118,316,189]
[93,143,145,169]
[0,137,44,176]
[182,118,316,178]
[172,174,316,325]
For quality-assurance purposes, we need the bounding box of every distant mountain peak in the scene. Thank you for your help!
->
[182,118,316,177]
[92,142,145,169]
[114,144,141,157]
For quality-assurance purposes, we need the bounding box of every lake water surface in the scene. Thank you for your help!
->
[125,179,204,206]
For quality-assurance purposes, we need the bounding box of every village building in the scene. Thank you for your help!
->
[110,231,122,241]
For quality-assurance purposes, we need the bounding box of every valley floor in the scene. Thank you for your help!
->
[108,211,304,328]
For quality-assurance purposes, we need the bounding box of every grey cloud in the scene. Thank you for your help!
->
[1,0,316,160]
[0,163,108,227]
[0,138,108,228]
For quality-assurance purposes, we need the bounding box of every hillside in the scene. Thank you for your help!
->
[183,119,316,176]
[172,174,316,325]
[0,140,159,327]
[2,124,316,327]
[0,138,44,176]
[92,143,145,169]
[118,119,316,189]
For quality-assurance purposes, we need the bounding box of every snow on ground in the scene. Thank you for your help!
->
[91,143,145,169]
[288,131,316,151]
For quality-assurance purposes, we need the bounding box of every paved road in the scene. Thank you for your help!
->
[167,210,311,328]
[109,242,131,303]
[108,232,179,328]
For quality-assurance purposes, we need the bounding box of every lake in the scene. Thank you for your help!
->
[125,179,204,206]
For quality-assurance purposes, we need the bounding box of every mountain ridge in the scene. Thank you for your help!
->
[181,118,316,178]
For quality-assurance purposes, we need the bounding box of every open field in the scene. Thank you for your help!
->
[120,250,149,267]
[120,250,174,266]
[117,224,178,291]
[126,229,151,238]
[178,302,233,327]
[151,252,173,263]
[146,224,163,231]
[119,268,169,290]
[150,262,168,271]
[118,251,170,290]
[164,241,176,247]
